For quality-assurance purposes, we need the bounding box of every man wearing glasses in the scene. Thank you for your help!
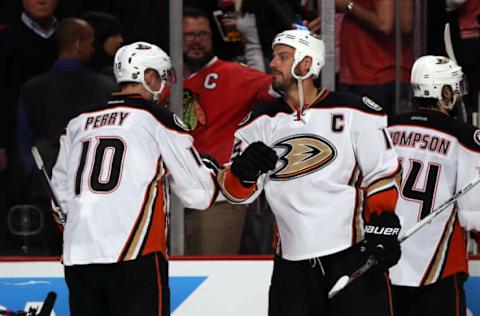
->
[180,7,278,256]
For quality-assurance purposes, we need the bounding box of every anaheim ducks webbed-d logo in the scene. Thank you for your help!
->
[271,134,337,180]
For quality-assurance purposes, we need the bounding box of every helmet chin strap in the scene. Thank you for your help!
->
[292,65,310,122]
[439,93,458,112]
[297,78,304,121]
[143,80,166,103]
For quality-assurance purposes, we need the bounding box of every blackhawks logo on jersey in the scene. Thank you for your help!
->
[271,134,337,180]
[183,89,207,131]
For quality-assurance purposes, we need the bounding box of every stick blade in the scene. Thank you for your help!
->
[328,275,349,298]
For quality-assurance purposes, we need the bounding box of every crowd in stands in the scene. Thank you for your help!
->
[0,0,479,257]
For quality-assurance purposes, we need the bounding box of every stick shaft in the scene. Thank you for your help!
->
[400,175,480,242]
[444,22,468,122]
[444,23,457,64]
[31,146,67,219]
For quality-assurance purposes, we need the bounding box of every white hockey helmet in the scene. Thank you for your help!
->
[411,55,467,110]
[114,41,175,101]
[272,29,325,80]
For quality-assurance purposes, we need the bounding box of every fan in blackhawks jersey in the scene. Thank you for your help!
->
[217,29,402,316]
[388,55,480,316]
[50,41,217,316]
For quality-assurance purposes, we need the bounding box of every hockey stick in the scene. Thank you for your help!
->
[444,23,468,122]
[0,291,56,316]
[328,174,480,298]
[31,146,67,225]
[37,291,57,316]
[444,23,457,64]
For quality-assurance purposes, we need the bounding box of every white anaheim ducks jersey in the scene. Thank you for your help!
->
[388,110,480,287]
[51,95,217,266]
[219,90,401,261]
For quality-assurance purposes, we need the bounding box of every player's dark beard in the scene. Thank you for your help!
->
[184,51,215,73]
[272,76,295,94]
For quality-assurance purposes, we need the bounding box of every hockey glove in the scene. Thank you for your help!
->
[230,142,277,187]
[363,212,401,272]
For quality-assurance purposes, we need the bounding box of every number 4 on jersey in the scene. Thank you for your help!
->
[401,159,441,220]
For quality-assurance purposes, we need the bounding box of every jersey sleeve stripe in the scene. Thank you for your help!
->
[365,166,402,198]
[348,166,364,245]
[217,168,256,203]
[363,161,401,219]
[207,173,220,208]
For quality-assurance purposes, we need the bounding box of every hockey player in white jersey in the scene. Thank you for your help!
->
[51,42,217,316]
[218,29,402,316]
[388,55,480,316]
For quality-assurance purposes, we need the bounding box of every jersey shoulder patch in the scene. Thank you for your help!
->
[474,129,480,146]
[146,104,191,133]
[319,91,385,115]
[361,96,383,112]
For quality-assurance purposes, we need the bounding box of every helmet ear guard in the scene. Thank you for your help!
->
[272,30,325,80]
[411,55,467,111]
[114,41,175,101]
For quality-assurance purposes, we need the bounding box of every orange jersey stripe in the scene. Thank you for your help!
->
[141,177,167,258]
[440,219,468,279]
[218,168,256,202]
[364,187,399,222]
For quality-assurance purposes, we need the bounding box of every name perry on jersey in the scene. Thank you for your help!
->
[84,111,130,131]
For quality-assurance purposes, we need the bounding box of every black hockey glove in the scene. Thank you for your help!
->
[230,142,277,187]
[363,212,401,272]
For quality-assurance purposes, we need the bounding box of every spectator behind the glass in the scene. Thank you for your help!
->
[0,0,58,243]
[82,11,124,80]
[18,17,116,174]
[336,0,413,116]
[235,1,266,71]
[177,7,277,255]
[238,0,315,71]
[14,18,115,255]
[0,0,58,148]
